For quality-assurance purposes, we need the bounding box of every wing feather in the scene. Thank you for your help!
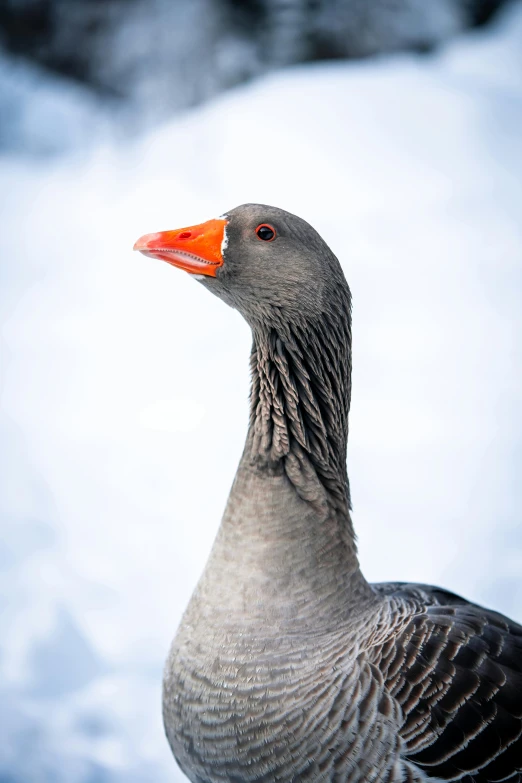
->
[371,583,522,782]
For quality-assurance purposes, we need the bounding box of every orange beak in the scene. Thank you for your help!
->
[133,217,228,278]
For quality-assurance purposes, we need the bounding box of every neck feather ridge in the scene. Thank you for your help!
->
[246,308,352,520]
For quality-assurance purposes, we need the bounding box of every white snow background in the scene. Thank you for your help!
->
[1,3,522,781]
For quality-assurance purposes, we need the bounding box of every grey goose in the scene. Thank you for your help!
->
[134,204,522,783]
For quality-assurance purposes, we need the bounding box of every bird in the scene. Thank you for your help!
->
[134,204,522,783]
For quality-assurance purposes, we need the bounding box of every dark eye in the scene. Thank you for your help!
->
[256,224,276,241]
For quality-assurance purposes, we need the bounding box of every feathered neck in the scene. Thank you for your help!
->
[246,295,353,522]
[202,289,372,621]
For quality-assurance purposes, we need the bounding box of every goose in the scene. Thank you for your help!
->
[134,204,522,783]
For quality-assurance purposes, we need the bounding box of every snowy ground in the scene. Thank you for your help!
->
[1,3,522,781]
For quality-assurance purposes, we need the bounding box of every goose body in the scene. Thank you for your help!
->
[135,205,522,783]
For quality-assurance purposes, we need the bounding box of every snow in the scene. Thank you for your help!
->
[1,3,522,781]
[0,46,114,156]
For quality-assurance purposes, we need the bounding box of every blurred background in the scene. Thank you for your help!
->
[1,0,521,780]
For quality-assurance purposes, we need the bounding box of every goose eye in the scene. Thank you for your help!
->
[256,224,276,242]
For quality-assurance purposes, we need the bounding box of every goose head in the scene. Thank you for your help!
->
[134,203,350,330]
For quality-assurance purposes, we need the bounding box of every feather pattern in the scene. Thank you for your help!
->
[371,584,522,782]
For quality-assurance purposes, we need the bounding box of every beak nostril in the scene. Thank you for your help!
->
[179,231,192,239]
